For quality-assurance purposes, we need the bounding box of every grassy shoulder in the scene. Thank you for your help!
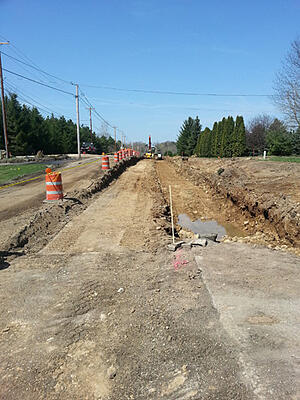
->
[0,164,46,185]
[264,156,300,163]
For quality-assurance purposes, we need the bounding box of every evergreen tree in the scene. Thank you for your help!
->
[188,116,201,155]
[176,117,194,156]
[233,116,246,156]
[0,92,117,156]
[266,119,292,155]
[213,121,222,157]
[211,122,218,157]
[219,117,228,157]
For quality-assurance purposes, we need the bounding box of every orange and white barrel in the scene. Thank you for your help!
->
[114,152,119,163]
[122,151,125,160]
[102,155,110,170]
[46,172,63,201]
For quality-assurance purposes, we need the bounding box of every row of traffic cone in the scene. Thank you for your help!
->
[45,151,140,201]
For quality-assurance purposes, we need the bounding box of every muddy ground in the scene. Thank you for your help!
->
[0,158,299,399]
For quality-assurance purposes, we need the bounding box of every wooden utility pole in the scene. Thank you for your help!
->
[86,107,94,142]
[75,84,81,159]
[0,42,9,159]
[113,126,117,152]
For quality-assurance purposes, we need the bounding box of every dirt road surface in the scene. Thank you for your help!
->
[0,159,299,399]
[0,157,105,249]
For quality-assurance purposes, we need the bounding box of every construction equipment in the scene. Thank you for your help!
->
[144,135,156,159]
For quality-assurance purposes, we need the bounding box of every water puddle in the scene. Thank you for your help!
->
[177,214,244,240]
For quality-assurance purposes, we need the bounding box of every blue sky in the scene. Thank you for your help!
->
[1,0,300,143]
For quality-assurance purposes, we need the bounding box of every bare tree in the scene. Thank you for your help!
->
[246,114,273,154]
[273,38,300,128]
[99,122,110,138]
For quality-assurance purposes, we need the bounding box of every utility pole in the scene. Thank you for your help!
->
[86,107,94,142]
[113,126,117,152]
[75,84,81,159]
[0,42,9,159]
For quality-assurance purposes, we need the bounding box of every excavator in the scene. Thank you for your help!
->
[145,136,162,159]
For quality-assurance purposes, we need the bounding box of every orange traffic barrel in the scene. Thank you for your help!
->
[102,155,110,170]
[45,172,63,201]
[114,152,119,163]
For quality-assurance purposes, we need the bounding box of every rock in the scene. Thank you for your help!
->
[100,313,107,321]
[156,226,161,230]
[200,233,218,242]
[181,241,192,248]
[167,241,184,251]
[117,287,125,293]
[244,220,249,226]
[191,238,207,247]
[178,229,194,239]
[107,365,117,379]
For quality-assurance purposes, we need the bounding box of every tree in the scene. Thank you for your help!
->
[246,114,272,155]
[0,92,117,156]
[266,119,292,155]
[291,127,300,155]
[177,117,201,156]
[213,121,222,157]
[233,116,246,156]
[188,116,201,155]
[274,38,300,128]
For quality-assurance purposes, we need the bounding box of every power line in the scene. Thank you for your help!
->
[1,51,72,85]
[4,86,59,117]
[79,89,114,128]
[4,80,69,118]
[80,83,272,97]
[2,68,74,96]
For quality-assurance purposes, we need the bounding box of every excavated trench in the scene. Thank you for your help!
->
[166,157,300,254]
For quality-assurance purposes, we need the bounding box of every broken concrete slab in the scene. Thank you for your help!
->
[191,238,207,247]
[167,241,184,251]
[181,241,193,248]
[195,233,218,242]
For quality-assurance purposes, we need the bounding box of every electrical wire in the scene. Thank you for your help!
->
[0,35,271,98]
[79,89,115,128]
[2,68,74,96]
[4,80,71,118]
[79,84,272,97]
[1,51,72,85]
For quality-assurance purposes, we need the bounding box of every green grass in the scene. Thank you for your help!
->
[0,164,46,185]
[264,156,300,163]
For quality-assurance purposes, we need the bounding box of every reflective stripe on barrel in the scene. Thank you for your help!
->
[114,152,119,163]
[102,155,110,170]
[46,172,63,201]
